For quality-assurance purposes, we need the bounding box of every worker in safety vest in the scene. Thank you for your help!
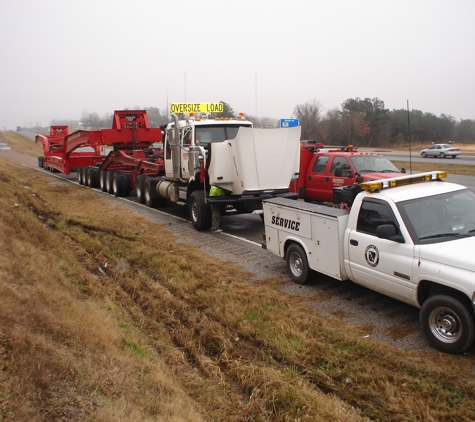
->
[209,185,225,232]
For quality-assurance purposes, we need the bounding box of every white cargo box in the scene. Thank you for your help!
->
[263,197,350,280]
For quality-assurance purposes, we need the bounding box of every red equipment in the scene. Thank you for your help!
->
[36,110,163,175]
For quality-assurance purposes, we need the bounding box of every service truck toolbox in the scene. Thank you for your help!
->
[263,197,349,280]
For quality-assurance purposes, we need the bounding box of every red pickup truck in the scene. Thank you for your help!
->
[290,145,404,203]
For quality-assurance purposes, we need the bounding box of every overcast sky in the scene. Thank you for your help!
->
[1,0,474,130]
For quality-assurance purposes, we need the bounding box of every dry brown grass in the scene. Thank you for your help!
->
[1,133,475,421]
[0,131,43,157]
[1,160,475,421]
[393,160,475,176]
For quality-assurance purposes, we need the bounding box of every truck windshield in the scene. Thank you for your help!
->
[350,156,400,174]
[195,124,252,146]
[397,188,475,244]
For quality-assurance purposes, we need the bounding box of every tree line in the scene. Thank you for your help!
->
[293,98,475,147]
[49,98,475,147]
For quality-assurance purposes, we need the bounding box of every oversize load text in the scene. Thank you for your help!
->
[170,103,224,114]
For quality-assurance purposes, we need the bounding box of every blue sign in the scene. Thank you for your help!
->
[280,119,299,128]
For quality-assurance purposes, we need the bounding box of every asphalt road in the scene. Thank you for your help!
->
[383,150,475,167]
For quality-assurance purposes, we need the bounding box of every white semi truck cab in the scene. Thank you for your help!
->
[145,113,301,230]
[263,171,475,354]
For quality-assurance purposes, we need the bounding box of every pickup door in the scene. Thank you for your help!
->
[346,198,419,305]
[305,155,355,202]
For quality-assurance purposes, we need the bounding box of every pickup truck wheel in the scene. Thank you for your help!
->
[420,294,475,354]
[286,243,310,285]
[189,190,211,231]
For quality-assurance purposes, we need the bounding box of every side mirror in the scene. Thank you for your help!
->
[376,224,405,243]
[334,166,353,178]
[401,167,406,173]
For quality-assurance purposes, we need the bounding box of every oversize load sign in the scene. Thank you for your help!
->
[170,103,224,114]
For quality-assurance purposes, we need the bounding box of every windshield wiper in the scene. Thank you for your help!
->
[419,232,466,240]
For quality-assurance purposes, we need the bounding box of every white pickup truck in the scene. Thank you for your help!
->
[262,171,475,354]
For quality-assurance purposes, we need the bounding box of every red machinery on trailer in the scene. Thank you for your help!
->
[36,124,103,174]
[37,110,165,196]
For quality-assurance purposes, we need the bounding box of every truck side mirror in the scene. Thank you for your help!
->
[334,166,353,178]
[376,224,405,243]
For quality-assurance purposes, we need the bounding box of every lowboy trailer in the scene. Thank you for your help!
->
[37,108,301,231]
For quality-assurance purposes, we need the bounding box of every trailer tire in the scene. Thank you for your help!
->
[136,175,146,203]
[113,173,124,197]
[189,190,212,231]
[99,171,107,192]
[144,177,158,207]
[84,167,91,186]
[105,171,114,194]
[420,294,475,354]
[286,243,311,285]
[78,167,85,185]
[87,167,99,188]
[122,174,131,197]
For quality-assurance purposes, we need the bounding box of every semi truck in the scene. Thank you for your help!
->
[142,111,301,230]
[37,107,301,231]
[263,171,475,354]
[289,144,404,203]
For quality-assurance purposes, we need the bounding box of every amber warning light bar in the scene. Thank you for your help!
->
[360,171,447,191]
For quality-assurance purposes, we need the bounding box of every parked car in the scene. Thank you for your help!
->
[420,144,460,158]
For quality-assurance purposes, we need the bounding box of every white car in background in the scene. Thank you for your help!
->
[420,144,460,158]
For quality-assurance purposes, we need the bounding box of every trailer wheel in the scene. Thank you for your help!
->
[136,175,146,203]
[99,171,107,192]
[286,243,311,285]
[122,174,131,197]
[87,167,99,188]
[113,173,124,197]
[420,294,475,354]
[78,167,85,185]
[189,190,211,231]
[105,171,114,194]
[144,177,158,207]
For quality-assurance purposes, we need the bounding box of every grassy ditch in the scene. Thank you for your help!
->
[0,131,43,156]
[0,134,475,420]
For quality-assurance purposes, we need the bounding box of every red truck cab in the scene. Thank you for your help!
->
[290,145,404,203]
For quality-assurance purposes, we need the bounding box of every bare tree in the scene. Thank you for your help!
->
[293,100,324,142]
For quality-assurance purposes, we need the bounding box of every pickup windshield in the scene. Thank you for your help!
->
[397,188,475,244]
[350,156,400,174]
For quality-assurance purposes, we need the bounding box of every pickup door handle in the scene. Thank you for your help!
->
[350,239,358,246]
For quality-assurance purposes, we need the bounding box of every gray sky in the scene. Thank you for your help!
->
[1,0,474,130]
